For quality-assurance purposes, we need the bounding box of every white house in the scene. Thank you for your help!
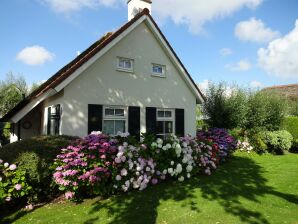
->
[1,0,204,142]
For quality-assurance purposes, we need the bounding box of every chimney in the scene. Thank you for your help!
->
[127,0,152,21]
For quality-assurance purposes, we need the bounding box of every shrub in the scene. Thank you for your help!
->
[0,135,76,201]
[236,139,253,153]
[245,92,287,131]
[261,130,293,154]
[290,139,298,153]
[197,128,236,160]
[282,117,298,139]
[248,132,268,154]
[202,83,247,129]
[0,159,32,204]
[53,132,233,200]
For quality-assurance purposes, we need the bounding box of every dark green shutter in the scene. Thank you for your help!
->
[175,109,184,136]
[146,107,157,135]
[88,104,103,134]
[128,106,140,139]
[47,107,51,135]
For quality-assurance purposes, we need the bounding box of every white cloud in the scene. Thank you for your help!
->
[235,17,280,43]
[16,45,55,66]
[40,0,121,14]
[220,48,232,56]
[225,59,252,71]
[198,79,210,94]
[153,0,262,34]
[258,20,298,79]
[250,81,263,88]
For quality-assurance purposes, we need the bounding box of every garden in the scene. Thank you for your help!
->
[0,83,298,223]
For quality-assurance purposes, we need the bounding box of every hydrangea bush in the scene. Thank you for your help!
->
[236,139,253,153]
[54,131,236,200]
[0,159,32,204]
[197,128,236,160]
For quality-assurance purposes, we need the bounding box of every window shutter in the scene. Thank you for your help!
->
[88,104,103,134]
[128,106,140,139]
[175,109,184,136]
[47,107,51,135]
[146,107,157,135]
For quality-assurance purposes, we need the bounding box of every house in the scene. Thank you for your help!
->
[1,0,204,142]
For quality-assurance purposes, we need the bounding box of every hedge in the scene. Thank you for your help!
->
[282,117,298,139]
[0,135,76,200]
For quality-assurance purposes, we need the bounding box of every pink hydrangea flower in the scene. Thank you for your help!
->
[151,178,158,185]
[9,164,17,171]
[15,184,22,191]
[65,191,75,199]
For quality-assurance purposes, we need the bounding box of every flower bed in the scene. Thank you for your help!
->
[54,131,236,200]
[0,159,32,204]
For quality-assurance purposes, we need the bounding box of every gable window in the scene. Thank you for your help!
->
[152,64,166,77]
[103,106,127,135]
[117,57,133,72]
[156,109,174,138]
[47,104,61,135]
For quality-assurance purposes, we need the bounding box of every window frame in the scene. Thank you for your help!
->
[156,108,175,138]
[103,106,128,135]
[151,63,166,77]
[117,57,134,73]
[46,104,61,136]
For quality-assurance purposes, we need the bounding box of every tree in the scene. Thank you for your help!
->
[0,72,34,117]
[202,83,248,129]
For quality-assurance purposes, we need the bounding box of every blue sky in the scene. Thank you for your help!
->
[0,0,298,90]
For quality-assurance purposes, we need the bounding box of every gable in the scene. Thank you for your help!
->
[63,21,197,108]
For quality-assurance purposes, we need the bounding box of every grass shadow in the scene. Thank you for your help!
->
[84,155,298,224]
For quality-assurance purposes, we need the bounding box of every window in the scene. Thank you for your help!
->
[117,57,133,72]
[156,109,174,138]
[152,64,165,77]
[47,104,61,135]
[103,106,127,135]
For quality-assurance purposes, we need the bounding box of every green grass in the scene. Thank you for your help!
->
[2,152,298,224]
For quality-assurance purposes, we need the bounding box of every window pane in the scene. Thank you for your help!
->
[157,111,164,118]
[165,121,173,134]
[105,109,114,116]
[156,121,164,134]
[124,60,131,69]
[165,111,172,118]
[115,109,124,117]
[119,59,132,69]
[153,65,163,74]
[103,120,114,135]
[115,120,125,133]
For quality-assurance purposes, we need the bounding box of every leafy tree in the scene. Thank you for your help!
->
[202,83,247,129]
[0,73,28,117]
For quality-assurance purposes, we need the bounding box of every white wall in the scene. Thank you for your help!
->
[61,21,197,137]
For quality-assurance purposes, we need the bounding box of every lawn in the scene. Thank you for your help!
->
[2,152,298,224]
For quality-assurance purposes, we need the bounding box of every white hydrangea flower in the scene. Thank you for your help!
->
[186,165,193,172]
[170,161,174,165]
[178,176,185,182]
[163,169,167,175]
[116,175,122,181]
[166,143,172,149]
[157,144,162,149]
[176,164,183,174]
[151,142,157,148]
[162,146,168,151]
[156,138,163,145]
